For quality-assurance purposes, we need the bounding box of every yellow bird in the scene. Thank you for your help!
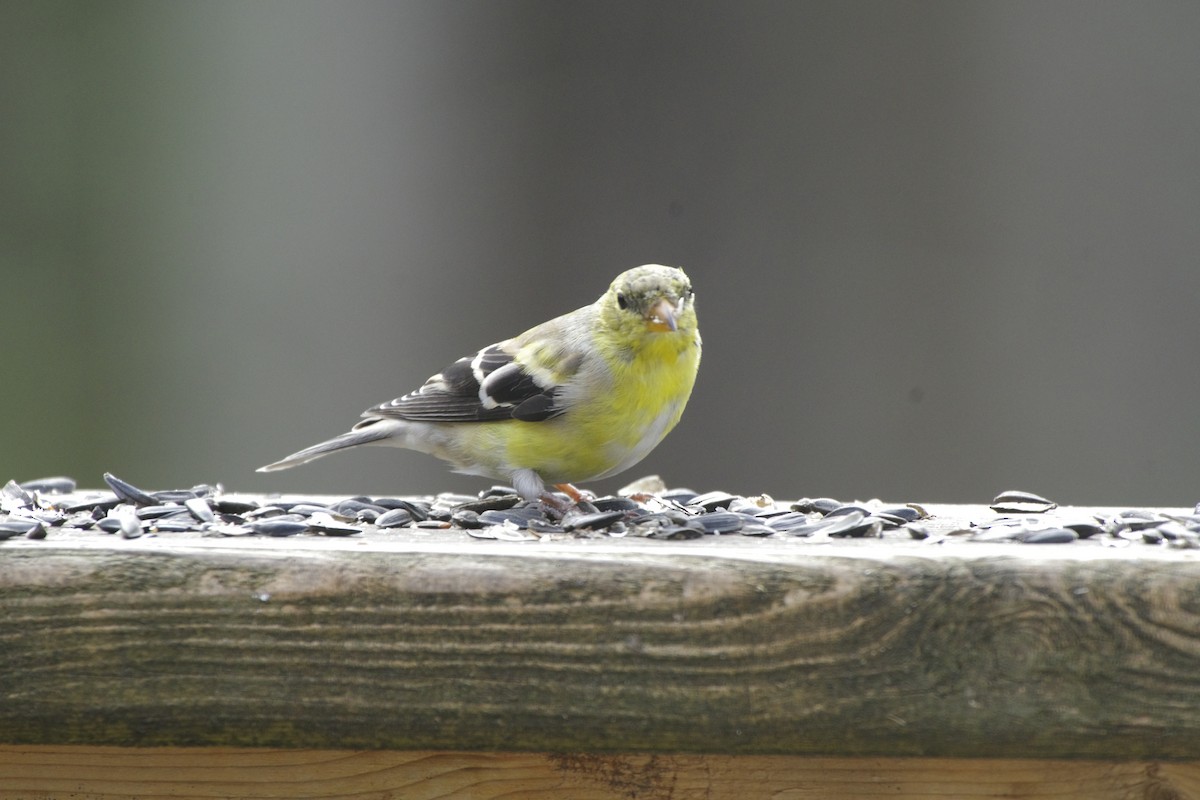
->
[259,264,701,505]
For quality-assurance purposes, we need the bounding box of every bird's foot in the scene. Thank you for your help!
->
[552,483,596,505]
[537,483,598,520]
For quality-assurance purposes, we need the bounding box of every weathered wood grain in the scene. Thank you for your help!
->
[3,531,1200,759]
[1,746,1198,800]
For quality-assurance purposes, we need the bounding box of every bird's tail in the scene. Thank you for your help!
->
[257,420,401,472]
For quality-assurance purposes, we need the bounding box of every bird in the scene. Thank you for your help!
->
[258,264,701,507]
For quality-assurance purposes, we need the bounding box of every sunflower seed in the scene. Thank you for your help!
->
[0,519,40,540]
[248,519,309,537]
[527,518,565,534]
[19,477,76,494]
[990,490,1057,514]
[1058,517,1104,539]
[1107,511,1164,533]
[875,505,924,523]
[96,517,124,533]
[693,511,745,535]
[765,511,819,534]
[151,519,199,533]
[791,498,841,515]
[185,497,215,523]
[333,499,386,517]
[450,509,483,529]
[658,488,699,505]
[116,507,142,539]
[825,504,871,519]
[1,481,34,512]
[481,507,553,529]
[630,508,692,527]
[831,514,883,538]
[469,524,538,541]
[64,495,121,513]
[152,486,215,503]
[687,491,740,512]
[375,508,415,528]
[284,503,336,517]
[135,505,189,520]
[102,473,157,506]
[1152,521,1191,542]
[1015,527,1077,544]
[308,513,362,537]
[648,525,705,540]
[906,523,932,540]
[245,506,287,519]
[455,494,522,513]
[214,498,259,514]
[786,510,877,538]
[563,510,627,532]
[373,498,431,520]
[591,496,640,512]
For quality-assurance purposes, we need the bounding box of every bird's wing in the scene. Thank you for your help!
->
[365,315,592,424]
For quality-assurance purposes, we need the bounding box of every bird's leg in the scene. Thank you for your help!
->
[552,483,594,505]
[535,483,599,521]
[537,490,574,518]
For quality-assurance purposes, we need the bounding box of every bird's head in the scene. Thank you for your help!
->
[601,264,697,342]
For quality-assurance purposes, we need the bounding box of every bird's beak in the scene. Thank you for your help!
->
[645,297,679,332]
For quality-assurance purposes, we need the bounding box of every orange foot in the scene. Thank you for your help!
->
[538,483,597,519]
[552,483,596,504]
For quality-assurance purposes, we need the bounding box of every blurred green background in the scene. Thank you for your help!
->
[3,1,1199,505]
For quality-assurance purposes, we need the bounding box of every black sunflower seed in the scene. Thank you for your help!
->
[450,509,483,529]
[527,518,565,534]
[285,503,336,517]
[151,519,199,533]
[135,505,189,520]
[563,510,627,532]
[103,473,157,506]
[659,488,699,505]
[455,494,522,513]
[481,507,552,529]
[248,519,309,537]
[687,491,741,512]
[373,498,431,520]
[214,498,259,514]
[693,511,745,535]
[333,499,386,517]
[825,504,872,519]
[791,498,841,515]
[1016,527,1078,544]
[1059,518,1104,539]
[0,519,40,540]
[308,515,362,536]
[648,525,705,540]
[591,496,640,513]
[375,508,414,528]
[765,511,818,534]
[19,477,76,494]
[990,490,1057,514]
[875,505,923,522]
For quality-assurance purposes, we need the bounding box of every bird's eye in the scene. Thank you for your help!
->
[616,292,629,310]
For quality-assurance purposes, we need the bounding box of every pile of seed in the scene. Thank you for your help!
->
[1,475,1198,548]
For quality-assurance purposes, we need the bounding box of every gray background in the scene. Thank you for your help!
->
[4,1,1198,505]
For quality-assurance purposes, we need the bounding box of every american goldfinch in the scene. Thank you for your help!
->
[258,264,701,504]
